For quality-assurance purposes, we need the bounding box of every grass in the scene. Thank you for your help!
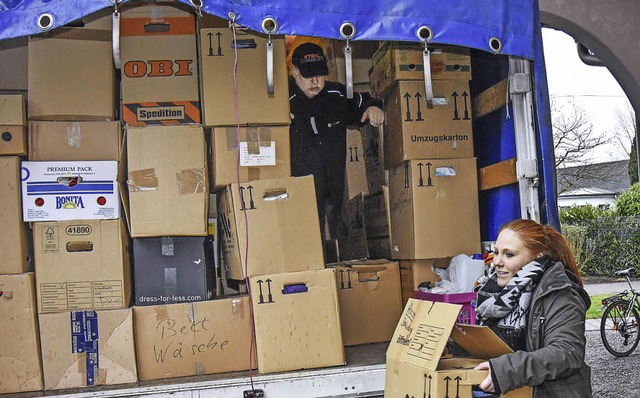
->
[587,294,610,319]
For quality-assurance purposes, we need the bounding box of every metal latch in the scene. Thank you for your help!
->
[509,72,531,94]
[243,389,265,398]
[516,158,538,179]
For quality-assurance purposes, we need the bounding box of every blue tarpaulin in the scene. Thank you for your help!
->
[0,0,536,59]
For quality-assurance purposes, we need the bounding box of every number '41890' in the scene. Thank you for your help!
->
[66,225,92,236]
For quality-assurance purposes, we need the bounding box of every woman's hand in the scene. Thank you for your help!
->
[474,361,496,392]
[362,106,384,127]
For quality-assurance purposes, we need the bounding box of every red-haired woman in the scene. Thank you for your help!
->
[474,219,592,397]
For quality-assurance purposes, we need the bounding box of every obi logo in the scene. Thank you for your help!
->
[56,196,85,209]
[123,60,193,78]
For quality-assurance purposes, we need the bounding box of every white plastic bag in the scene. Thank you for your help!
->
[448,253,484,292]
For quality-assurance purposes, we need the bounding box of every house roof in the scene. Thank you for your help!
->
[557,159,630,195]
[559,187,616,197]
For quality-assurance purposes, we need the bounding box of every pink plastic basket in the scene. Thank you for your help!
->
[414,291,477,325]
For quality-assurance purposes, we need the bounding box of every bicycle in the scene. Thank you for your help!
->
[599,268,640,357]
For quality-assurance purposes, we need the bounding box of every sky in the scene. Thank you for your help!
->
[541,28,632,164]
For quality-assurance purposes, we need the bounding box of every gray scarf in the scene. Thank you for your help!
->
[475,255,550,350]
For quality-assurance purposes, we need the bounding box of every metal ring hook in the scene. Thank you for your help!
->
[416,26,434,43]
[263,17,277,96]
[189,0,203,18]
[489,37,503,54]
[111,0,120,19]
[37,13,54,31]
[339,22,356,40]
[261,17,278,35]
[340,22,356,99]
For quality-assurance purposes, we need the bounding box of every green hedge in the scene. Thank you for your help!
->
[561,216,640,276]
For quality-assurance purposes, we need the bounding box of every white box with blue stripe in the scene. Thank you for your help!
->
[21,161,119,222]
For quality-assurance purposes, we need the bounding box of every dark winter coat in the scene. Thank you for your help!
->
[490,262,593,397]
[288,77,381,213]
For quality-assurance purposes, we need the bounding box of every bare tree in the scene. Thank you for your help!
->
[611,102,638,183]
[611,101,636,157]
[551,96,612,194]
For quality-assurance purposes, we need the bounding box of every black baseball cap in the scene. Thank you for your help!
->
[291,42,329,78]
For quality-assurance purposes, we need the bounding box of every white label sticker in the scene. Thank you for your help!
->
[239,142,276,167]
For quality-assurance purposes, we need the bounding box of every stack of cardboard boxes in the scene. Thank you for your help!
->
[0,94,43,395]
[0,4,406,394]
[197,17,348,373]
[368,42,482,305]
[117,5,257,381]
[14,9,138,391]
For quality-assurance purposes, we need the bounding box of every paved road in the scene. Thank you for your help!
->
[583,280,640,295]
[586,325,640,397]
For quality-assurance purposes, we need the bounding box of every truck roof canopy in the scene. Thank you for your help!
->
[0,0,536,59]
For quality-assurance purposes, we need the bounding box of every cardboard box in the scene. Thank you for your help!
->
[133,296,256,380]
[39,308,137,390]
[132,236,215,306]
[126,125,208,237]
[29,121,122,161]
[207,216,221,290]
[33,219,131,313]
[0,125,27,156]
[0,273,43,394]
[384,80,474,168]
[199,25,290,126]
[345,128,368,200]
[328,260,402,346]
[336,193,369,261]
[120,4,200,126]
[370,42,471,98]
[385,299,532,398]
[206,195,224,292]
[0,95,27,155]
[209,125,291,190]
[218,176,324,280]
[0,36,28,91]
[364,187,391,239]
[389,158,480,259]
[367,237,392,261]
[0,94,26,125]
[364,187,392,260]
[209,190,247,296]
[322,40,379,85]
[28,10,114,120]
[323,238,340,263]
[0,157,30,274]
[250,269,345,373]
[361,124,388,194]
[399,258,448,306]
[21,161,120,222]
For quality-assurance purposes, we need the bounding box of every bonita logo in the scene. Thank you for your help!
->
[56,196,85,209]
